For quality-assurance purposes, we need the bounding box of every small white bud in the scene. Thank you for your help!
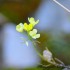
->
[43,50,52,62]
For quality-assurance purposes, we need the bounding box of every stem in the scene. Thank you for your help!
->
[27,33,60,68]
[27,33,59,66]
[28,33,44,60]
[27,32,69,69]
[54,58,65,65]
[27,33,44,59]
[39,63,52,68]
[32,41,44,59]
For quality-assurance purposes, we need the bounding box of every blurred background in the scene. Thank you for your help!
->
[0,0,70,70]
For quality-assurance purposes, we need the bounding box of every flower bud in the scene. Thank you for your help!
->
[16,23,24,32]
[43,49,52,62]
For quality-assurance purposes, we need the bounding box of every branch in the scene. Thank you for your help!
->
[53,0,70,13]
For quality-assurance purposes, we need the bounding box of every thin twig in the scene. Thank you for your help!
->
[54,58,65,65]
[53,0,70,13]
[54,58,70,69]
[39,63,52,68]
